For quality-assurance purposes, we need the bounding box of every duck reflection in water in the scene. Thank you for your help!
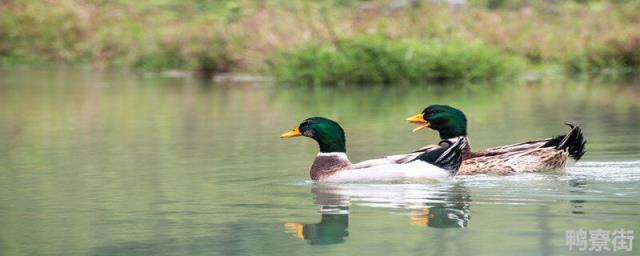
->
[409,186,471,228]
[284,187,350,245]
[284,183,471,245]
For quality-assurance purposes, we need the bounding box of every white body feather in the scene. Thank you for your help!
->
[323,159,451,183]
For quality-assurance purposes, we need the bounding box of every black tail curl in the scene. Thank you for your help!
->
[542,123,587,161]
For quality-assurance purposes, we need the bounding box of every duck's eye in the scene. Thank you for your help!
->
[300,121,310,127]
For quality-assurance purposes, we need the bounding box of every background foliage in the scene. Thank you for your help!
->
[1,0,639,82]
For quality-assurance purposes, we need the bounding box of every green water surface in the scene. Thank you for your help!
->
[0,69,639,255]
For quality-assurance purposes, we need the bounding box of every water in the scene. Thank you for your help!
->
[1,69,639,255]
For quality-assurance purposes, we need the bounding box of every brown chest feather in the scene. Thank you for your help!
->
[310,155,352,181]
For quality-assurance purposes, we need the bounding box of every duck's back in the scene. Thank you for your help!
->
[457,124,586,175]
[458,147,570,175]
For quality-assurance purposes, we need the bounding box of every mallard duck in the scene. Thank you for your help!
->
[402,105,587,175]
[280,117,466,182]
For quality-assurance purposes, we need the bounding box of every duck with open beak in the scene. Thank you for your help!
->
[404,104,587,175]
[405,113,431,132]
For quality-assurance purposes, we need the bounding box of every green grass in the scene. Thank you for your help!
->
[566,36,640,74]
[271,37,524,85]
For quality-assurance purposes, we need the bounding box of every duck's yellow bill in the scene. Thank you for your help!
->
[280,128,302,138]
[412,122,430,132]
[406,113,430,132]
[406,113,425,123]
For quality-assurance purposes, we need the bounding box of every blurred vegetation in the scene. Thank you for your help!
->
[1,0,639,82]
[272,37,523,84]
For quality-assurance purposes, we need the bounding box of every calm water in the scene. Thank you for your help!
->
[1,69,639,256]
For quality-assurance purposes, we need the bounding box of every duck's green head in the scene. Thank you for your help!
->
[406,105,467,139]
[280,117,346,153]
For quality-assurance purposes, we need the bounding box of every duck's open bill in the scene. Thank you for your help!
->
[406,113,430,132]
[280,127,302,138]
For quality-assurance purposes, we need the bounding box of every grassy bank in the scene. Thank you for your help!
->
[1,0,639,82]
[272,37,523,84]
